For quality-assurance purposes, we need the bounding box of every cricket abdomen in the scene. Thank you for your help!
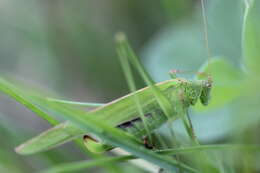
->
[117,109,168,138]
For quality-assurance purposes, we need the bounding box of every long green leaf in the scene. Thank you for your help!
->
[157,144,260,155]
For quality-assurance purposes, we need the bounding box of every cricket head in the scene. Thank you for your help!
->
[184,77,212,106]
[199,77,212,105]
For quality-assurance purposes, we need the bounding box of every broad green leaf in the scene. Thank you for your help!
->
[195,58,245,111]
[243,0,260,75]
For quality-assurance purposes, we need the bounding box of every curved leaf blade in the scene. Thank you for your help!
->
[243,0,260,75]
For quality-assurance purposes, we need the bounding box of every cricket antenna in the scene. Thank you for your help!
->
[169,1,212,82]
[169,69,209,79]
[200,0,212,76]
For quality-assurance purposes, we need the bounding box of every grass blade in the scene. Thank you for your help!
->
[158,144,260,155]
[0,77,58,125]
[115,33,175,120]
[117,37,152,143]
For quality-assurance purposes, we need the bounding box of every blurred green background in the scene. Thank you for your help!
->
[0,0,249,172]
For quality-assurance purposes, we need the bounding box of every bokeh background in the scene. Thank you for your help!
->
[0,0,246,172]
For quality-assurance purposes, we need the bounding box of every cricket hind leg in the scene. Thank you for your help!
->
[142,132,164,150]
[83,135,114,153]
[142,136,154,149]
[84,133,156,153]
[84,133,155,153]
